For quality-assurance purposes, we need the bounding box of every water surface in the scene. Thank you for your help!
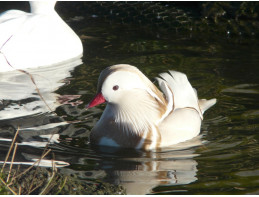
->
[0,4,259,195]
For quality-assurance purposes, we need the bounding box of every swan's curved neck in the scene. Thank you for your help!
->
[29,1,56,14]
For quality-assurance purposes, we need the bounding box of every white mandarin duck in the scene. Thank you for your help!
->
[0,1,83,72]
[87,64,216,150]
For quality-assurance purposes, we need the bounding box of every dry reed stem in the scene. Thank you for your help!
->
[13,149,51,180]
[39,159,57,195]
[27,180,45,195]
[39,173,56,194]
[0,176,17,195]
[18,69,55,114]
[1,127,20,173]
[1,50,56,115]
[18,185,22,195]
[26,152,54,193]
[27,133,56,193]
[1,39,66,195]
[8,164,20,187]
[56,176,67,195]
[6,142,18,183]
[51,152,57,173]
[17,148,51,194]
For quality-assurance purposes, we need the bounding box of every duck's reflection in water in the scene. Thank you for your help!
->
[88,136,202,195]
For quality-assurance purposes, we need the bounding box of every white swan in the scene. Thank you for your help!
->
[0,1,83,72]
[87,64,216,150]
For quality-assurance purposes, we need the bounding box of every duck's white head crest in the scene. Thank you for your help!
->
[87,64,166,108]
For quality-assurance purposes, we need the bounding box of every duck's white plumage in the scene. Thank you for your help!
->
[87,64,216,150]
[0,1,83,72]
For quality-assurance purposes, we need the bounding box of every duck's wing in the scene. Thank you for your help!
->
[156,70,203,120]
[155,77,174,123]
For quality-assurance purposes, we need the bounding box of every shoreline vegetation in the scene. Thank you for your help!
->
[0,128,125,195]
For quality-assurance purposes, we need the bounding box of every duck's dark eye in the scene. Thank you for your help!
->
[113,85,119,91]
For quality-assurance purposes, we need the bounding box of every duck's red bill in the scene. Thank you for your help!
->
[86,92,106,108]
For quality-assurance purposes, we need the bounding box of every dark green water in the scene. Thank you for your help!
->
[0,2,259,195]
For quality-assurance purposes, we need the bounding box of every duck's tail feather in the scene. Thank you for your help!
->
[198,98,217,114]
[157,70,203,119]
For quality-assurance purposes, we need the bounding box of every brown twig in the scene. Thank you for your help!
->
[12,149,51,180]
[0,35,13,51]
[1,51,56,115]
[26,132,57,193]
[17,69,56,114]
[26,180,45,195]
[1,127,20,173]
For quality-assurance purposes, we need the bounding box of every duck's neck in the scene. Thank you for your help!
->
[29,1,56,15]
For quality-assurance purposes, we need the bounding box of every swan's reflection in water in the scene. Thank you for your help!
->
[0,58,82,120]
[0,58,83,166]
